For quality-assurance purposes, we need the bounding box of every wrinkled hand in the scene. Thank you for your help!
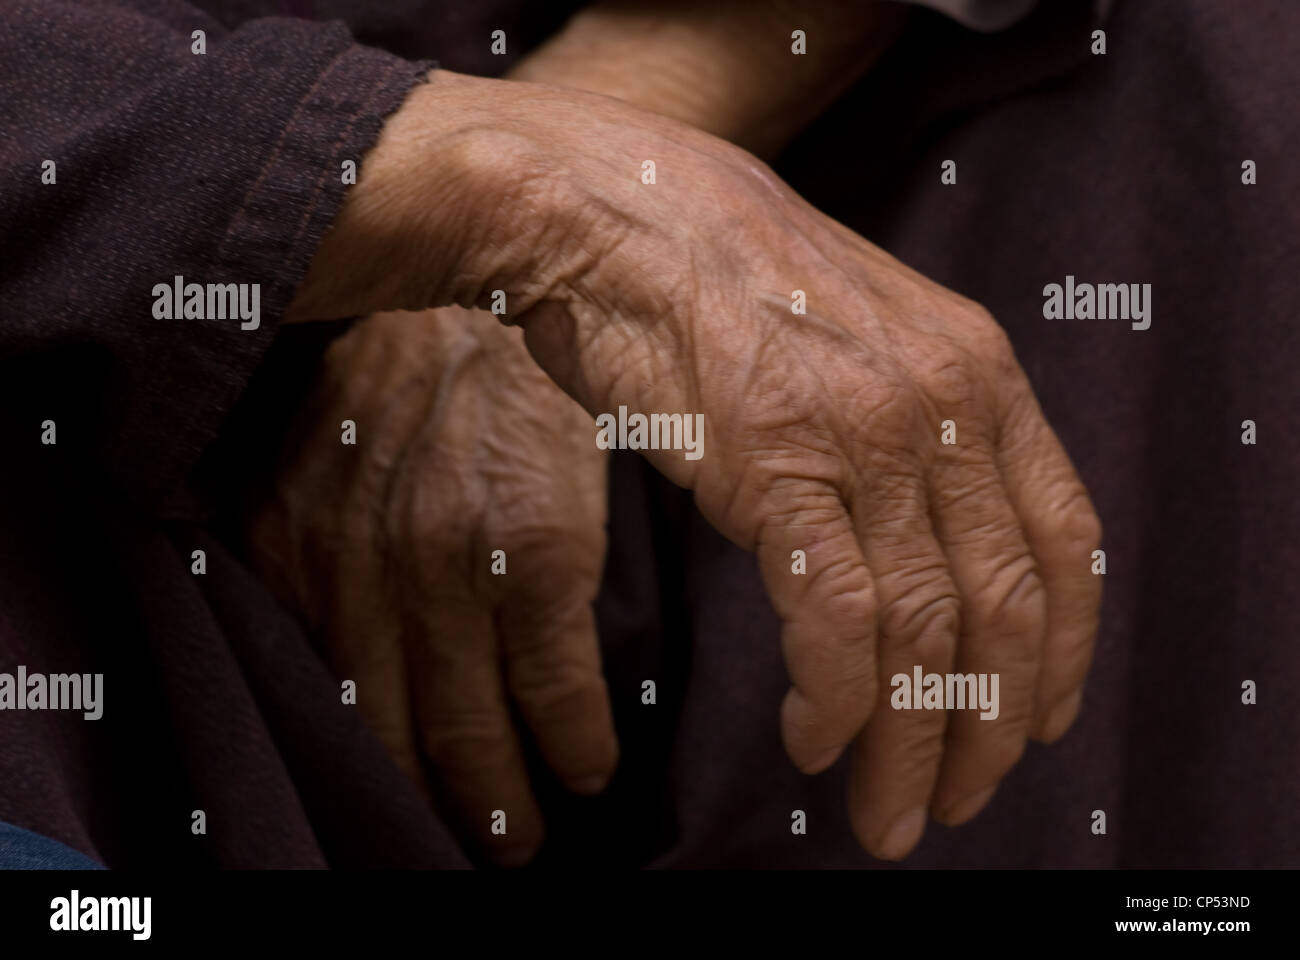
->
[258,5,892,864]
[248,308,613,864]
[482,86,1103,861]
[529,189,1099,858]
[291,71,1104,862]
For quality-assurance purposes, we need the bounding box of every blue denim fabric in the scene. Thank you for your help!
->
[0,822,104,870]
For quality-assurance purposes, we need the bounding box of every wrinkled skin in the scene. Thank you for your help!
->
[271,59,1104,865]
[249,309,610,865]
[515,147,1103,862]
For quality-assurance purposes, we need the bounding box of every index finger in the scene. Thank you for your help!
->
[755,480,878,773]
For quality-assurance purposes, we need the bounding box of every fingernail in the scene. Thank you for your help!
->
[571,774,611,796]
[801,744,845,774]
[940,784,997,826]
[1041,691,1082,741]
[877,807,927,861]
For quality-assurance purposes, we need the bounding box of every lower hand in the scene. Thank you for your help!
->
[248,308,614,864]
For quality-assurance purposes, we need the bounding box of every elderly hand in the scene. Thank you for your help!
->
[286,67,1102,863]
[248,308,611,865]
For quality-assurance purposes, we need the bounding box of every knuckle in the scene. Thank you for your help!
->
[894,725,949,780]
[921,351,980,410]
[807,556,877,629]
[968,309,1017,369]
[510,658,603,716]
[848,377,919,452]
[487,487,580,545]
[930,463,1004,516]
[982,555,1047,647]
[360,706,416,754]
[1053,487,1104,554]
[832,665,878,720]
[396,463,488,550]
[421,710,512,771]
[883,705,951,767]
[793,644,878,721]
[494,539,600,604]
[881,585,960,664]
[385,476,434,549]
[756,484,845,546]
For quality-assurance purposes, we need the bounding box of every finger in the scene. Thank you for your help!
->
[754,480,878,774]
[928,441,1047,826]
[324,559,426,791]
[994,382,1103,743]
[248,494,428,791]
[384,321,544,866]
[406,592,545,867]
[499,575,619,795]
[846,469,960,860]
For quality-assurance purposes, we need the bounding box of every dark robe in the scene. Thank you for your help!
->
[0,0,1295,868]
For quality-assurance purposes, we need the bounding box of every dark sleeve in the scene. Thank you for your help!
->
[0,0,433,507]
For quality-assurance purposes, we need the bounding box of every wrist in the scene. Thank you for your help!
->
[288,71,558,322]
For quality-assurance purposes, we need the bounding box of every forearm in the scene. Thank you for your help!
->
[506,0,908,156]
